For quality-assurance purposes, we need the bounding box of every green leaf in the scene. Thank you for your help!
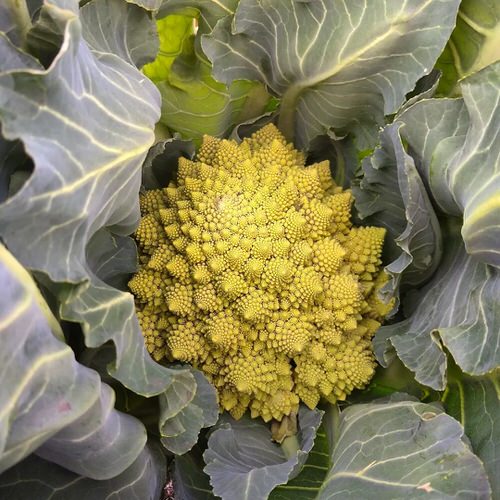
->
[0,0,192,398]
[160,368,219,454]
[174,446,216,500]
[0,243,146,478]
[202,0,461,148]
[374,218,500,390]
[435,0,500,96]
[203,407,323,500]
[353,122,442,304]
[398,62,500,268]
[0,441,166,499]
[142,14,193,81]
[443,372,500,498]
[80,0,159,68]
[146,14,270,145]
[318,396,491,499]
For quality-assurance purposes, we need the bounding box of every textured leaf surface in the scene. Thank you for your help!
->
[354,123,442,304]
[0,244,145,478]
[0,0,191,397]
[398,62,500,268]
[202,0,460,148]
[80,0,159,68]
[374,218,500,390]
[318,397,490,499]
[0,441,166,499]
[443,373,500,499]
[160,368,219,454]
[435,0,500,96]
[204,407,323,500]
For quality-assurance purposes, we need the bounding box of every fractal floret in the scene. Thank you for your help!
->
[129,124,393,422]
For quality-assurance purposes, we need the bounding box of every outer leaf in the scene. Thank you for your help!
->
[0,244,145,478]
[174,446,216,500]
[450,63,500,267]
[0,33,41,72]
[160,368,219,454]
[398,62,500,268]
[396,98,469,214]
[35,384,146,480]
[0,441,166,499]
[318,397,491,499]
[435,0,500,96]
[353,123,442,304]
[374,218,500,390]
[80,0,159,68]
[443,372,500,499]
[202,0,460,148]
[203,407,323,500]
[0,0,190,397]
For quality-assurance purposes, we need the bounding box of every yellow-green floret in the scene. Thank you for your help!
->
[129,124,394,422]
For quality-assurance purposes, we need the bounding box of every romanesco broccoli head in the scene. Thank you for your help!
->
[129,124,394,422]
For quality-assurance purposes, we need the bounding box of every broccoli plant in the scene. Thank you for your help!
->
[0,0,498,499]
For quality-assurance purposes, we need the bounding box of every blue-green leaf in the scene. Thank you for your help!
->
[353,123,442,305]
[374,218,500,390]
[160,368,219,454]
[443,372,500,498]
[0,441,166,499]
[203,407,323,500]
[318,397,491,499]
[398,62,500,268]
[0,0,192,399]
[80,0,159,68]
[202,0,461,148]
[0,244,146,479]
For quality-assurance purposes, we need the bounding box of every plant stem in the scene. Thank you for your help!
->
[7,0,32,50]
[277,85,303,143]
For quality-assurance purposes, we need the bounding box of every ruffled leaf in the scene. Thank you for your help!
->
[0,244,146,478]
[353,122,442,304]
[0,441,166,499]
[203,407,323,500]
[0,0,191,397]
[374,218,500,390]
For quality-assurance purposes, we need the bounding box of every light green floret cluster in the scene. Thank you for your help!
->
[129,124,394,422]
